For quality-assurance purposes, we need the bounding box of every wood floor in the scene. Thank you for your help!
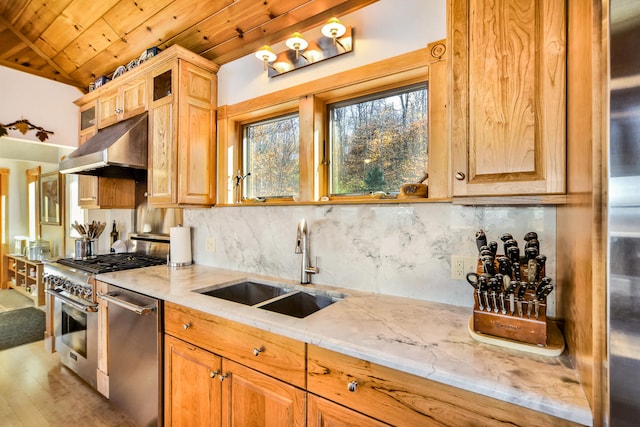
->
[0,340,135,426]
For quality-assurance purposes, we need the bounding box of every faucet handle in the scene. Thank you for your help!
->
[305,256,319,275]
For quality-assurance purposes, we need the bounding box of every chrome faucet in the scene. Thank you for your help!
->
[295,218,319,284]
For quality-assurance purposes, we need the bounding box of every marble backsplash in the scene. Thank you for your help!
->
[185,203,557,314]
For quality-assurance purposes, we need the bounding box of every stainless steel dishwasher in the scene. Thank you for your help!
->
[99,285,162,427]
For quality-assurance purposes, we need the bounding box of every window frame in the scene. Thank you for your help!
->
[326,82,430,198]
[242,112,301,201]
[217,41,448,205]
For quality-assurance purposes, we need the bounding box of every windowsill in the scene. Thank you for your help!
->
[215,197,452,207]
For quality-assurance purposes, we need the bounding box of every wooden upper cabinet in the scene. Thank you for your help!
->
[448,0,566,198]
[97,76,147,129]
[148,56,218,207]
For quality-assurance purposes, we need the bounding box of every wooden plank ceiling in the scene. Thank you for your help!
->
[0,0,376,91]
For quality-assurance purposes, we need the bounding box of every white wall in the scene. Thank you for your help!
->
[0,66,81,148]
[218,0,446,105]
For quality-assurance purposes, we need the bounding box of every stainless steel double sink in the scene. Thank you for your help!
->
[193,280,345,318]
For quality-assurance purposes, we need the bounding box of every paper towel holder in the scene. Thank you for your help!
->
[168,224,193,268]
[167,257,192,268]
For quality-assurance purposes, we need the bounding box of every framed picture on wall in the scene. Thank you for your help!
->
[40,172,61,225]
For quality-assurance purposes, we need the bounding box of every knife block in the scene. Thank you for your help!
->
[471,260,548,346]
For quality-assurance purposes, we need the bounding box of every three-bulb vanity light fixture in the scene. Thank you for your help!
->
[255,17,353,77]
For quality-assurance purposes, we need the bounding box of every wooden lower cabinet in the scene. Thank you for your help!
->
[164,303,577,426]
[307,345,578,427]
[308,394,390,427]
[165,335,222,426]
[220,359,305,426]
[164,305,306,427]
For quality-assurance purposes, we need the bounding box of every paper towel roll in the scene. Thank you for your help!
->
[170,226,192,265]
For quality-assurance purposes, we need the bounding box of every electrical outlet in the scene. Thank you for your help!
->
[451,255,478,280]
[205,238,216,253]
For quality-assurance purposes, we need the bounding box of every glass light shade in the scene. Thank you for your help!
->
[321,17,347,40]
[273,52,294,73]
[304,40,323,63]
[285,32,308,53]
[255,45,277,63]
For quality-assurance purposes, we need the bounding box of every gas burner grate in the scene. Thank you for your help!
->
[57,253,166,274]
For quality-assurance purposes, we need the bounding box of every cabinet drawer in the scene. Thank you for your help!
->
[165,302,306,388]
[307,345,577,427]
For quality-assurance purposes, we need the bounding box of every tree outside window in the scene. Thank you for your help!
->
[329,84,428,195]
[243,114,300,200]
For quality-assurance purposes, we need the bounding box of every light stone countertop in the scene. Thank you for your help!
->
[97,264,592,426]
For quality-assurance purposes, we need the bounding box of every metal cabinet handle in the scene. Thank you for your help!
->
[347,380,358,392]
[253,346,265,357]
[455,172,466,180]
[219,373,230,382]
[209,370,220,378]
[114,108,123,114]
[182,322,192,330]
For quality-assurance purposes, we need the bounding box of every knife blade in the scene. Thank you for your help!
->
[516,282,528,317]
[489,277,499,313]
[479,275,491,312]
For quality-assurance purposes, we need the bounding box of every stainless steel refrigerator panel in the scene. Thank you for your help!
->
[609,1,640,424]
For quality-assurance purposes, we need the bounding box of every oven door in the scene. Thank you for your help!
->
[48,290,99,389]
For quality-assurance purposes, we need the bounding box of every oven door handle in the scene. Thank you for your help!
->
[45,289,99,313]
[97,292,157,316]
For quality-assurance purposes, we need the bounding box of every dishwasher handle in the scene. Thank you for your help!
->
[98,291,157,316]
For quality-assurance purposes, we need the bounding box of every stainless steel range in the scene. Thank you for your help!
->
[44,252,166,389]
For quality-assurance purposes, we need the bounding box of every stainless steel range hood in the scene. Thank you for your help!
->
[59,112,148,180]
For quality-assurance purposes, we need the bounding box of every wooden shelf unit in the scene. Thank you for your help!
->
[3,254,44,306]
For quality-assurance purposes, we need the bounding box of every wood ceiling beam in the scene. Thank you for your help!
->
[0,15,77,85]
[0,59,84,89]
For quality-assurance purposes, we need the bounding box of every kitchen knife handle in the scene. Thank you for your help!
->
[475,230,488,252]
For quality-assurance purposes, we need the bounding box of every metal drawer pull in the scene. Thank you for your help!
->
[114,108,123,114]
[455,171,466,180]
[209,370,220,378]
[219,373,229,382]
[348,381,358,392]
[182,322,192,330]
[253,346,265,357]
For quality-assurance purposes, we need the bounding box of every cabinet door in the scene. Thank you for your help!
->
[78,175,99,207]
[165,335,222,427]
[177,61,217,205]
[220,359,306,427]
[449,0,566,197]
[308,395,390,427]
[98,89,120,128]
[148,64,178,205]
[120,76,147,120]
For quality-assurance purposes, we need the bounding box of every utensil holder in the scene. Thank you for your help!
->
[75,239,97,260]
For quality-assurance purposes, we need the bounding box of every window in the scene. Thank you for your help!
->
[218,43,445,204]
[242,113,300,200]
[329,84,428,195]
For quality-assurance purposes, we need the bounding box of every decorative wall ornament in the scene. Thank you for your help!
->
[0,119,55,142]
